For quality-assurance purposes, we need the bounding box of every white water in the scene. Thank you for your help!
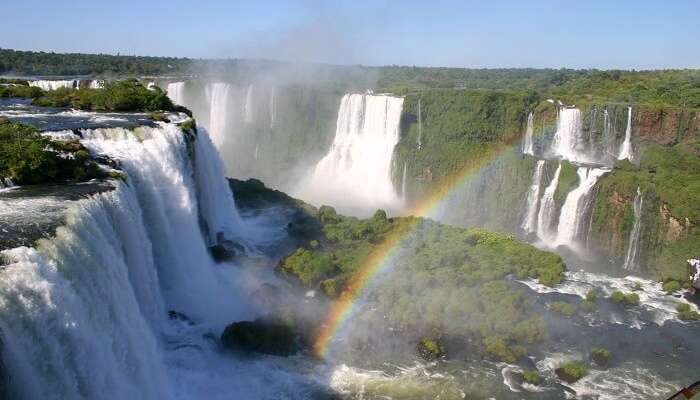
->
[298,93,404,215]
[555,167,608,248]
[206,83,231,149]
[521,160,546,233]
[522,112,535,155]
[167,82,186,106]
[269,87,276,128]
[244,84,254,124]
[618,106,633,161]
[536,163,562,242]
[623,187,644,270]
[416,98,423,149]
[550,108,589,163]
[28,79,77,91]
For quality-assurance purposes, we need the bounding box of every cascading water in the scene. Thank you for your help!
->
[623,187,644,270]
[618,106,633,161]
[28,79,77,91]
[167,82,186,106]
[536,163,562,242]
[244,84,254,124]
[521,160,545,233]
[554,167,608,248]
[550,108,588,163]
[206,83,231,149]
[416,98,423,150]
[521,112,535,155]
[269,87,276,129]
[298,93,404,215]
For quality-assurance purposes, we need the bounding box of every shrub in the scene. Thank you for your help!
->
[416,337,445,361]
[663,280,682,294]
[521,369,541,385]
[676,303,700,321]
[590,347,611,366]
[585,289,598,302]
[609,290,640,306]
[550,301,576,316]
[555,361,588,383]
[278,248,335,286]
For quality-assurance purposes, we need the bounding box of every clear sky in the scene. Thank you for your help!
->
[2,0,699,69]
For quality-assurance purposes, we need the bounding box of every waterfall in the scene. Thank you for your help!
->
[207,83,231,149]
[416,98,423,150]
[521,160,546,233]
[0,188,171,400]
[167,82,186,106]
[298,93,404,215]
[522,112,535,155]
[550,108,587,163]
[623,187,644,270]
[89,79,105,89]
[269,87,276,129]
[244,84,254,124]
[618,106,633,161]
[28,79,78,91]
[554,167,608,248]
[536,163,562,242]
[401,162,408,198]
[79,124,239,319]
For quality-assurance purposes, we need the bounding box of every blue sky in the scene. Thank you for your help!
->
[2,0,699,69]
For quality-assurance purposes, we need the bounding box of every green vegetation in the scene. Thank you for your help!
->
[0,48,192,76]
[0,83,43,99]
[663,281,682,294]
[521,369,542,386]
[0,121,104,184]
[556,361,588,383]
[590,347,611,367]
[416,337,445,361]
[278,205,566,362]
[394,89,537,204]
[32,79,190,114]
[609,290,640,306]
[550,301,577,317]
[676,303,700,321]
[591,141,700,283]
[585,289,598,302]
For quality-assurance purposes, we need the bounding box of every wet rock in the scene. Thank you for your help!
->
[221,316,301,356]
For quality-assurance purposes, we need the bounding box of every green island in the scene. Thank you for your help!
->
[276,202,566,363]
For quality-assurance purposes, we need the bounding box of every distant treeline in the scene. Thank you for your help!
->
[2,48,699,108]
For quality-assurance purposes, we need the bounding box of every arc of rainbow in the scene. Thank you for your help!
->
[312,136,523,358]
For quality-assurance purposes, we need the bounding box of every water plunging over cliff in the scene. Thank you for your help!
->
[623,187,644,270]
[244,84,254,124]
[298,93,404,215]
[550,108,588,163]
[417,98,423,150]
[618,106,633,161]
[536,163,562,242]
[0,123,257,399]
[207,83,232,149]
[555,167,608,248]
[167,82,186,106]
[521,160,545,233]
[522,112,535,155]
[28,79,78,91]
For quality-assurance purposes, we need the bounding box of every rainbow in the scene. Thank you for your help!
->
[312,137,521,358]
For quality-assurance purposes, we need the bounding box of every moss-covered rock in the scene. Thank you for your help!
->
[609,291,640,306]
[416,336,445,361]
[590,347,611,367]
[555,361,588,383]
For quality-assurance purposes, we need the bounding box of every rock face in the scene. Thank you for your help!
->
[633,107,700,147]
[220,317,301,356]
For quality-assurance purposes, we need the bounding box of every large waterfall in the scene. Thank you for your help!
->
[521,112,535,155]
[28,79,78,90]
[0,123,258,399]
[536,163,562,242]
[206,83,232,149]
[618,106,633,161]
[550,108,588,163]
[554,167,608,248]
[521,160,545,233]
[623,187,644,270]
[297,93,404,215]
[167,82,186,106]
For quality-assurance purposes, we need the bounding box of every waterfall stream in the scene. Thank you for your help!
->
[298,93,404,215]
[536,163,562,242]
[522,112,534,155]
[521,160,545,233]
[554,167,608,248]
[618,106,633,161]
[623,187,644,270]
